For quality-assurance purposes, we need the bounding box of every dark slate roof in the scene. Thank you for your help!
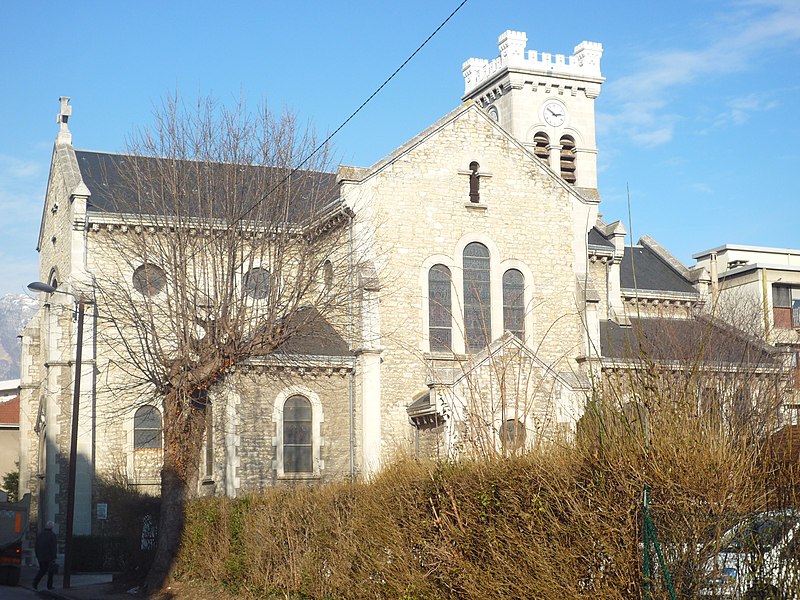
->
[600,317,778,366]
[75,150,339,223]
[620,245,696,294]
[588,227,614,250]
[271,307,352,357]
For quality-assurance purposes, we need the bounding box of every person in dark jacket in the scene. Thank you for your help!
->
[32,520,58,590]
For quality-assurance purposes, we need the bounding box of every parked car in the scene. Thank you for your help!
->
[700,511,800,599]
[0,493,30,586]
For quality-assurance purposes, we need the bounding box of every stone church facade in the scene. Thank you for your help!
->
[19,31,784,536]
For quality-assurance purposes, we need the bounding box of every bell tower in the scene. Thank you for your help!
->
[462,31,604,191]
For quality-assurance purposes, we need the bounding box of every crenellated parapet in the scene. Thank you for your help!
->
[463,31,603,96]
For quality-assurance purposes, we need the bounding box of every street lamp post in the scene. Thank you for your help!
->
[28,281,91,589]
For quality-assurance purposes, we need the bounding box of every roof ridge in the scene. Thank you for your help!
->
[74,148,337,177]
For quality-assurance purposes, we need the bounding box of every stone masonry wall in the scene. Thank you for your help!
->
[345,106,590,460]
[220,370,355,492]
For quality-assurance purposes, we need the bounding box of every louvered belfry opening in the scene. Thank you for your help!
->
[533,132,549,162]
[560,135,576,184]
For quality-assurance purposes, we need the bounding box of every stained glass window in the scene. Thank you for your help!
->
[503,269,525,339]
[463,242,491,352]
[283,395,312,473]
[429,265,452,351]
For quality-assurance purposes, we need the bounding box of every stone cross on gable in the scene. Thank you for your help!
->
[56,96,72,144]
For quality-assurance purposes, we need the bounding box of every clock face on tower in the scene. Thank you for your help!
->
[543,101,567,127]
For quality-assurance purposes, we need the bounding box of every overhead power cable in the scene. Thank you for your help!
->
[181,0,470,259]
[289,0,471,178]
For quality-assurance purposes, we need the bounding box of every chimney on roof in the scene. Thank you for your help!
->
[710,251,719,305]
[56,96,72,145]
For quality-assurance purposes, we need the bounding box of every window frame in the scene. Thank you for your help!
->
[282,395,314,474]
[428,264,453,352]
[773,284,800,329]
[133,405,163,449]
[503,268,525,340]
[463,242,492,353]
[272,387,323,479]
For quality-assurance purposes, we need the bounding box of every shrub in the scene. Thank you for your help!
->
[172,399,799,599]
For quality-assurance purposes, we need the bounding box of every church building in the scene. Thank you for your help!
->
[19,31,783,538]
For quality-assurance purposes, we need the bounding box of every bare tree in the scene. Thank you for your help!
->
[87,95,354,590]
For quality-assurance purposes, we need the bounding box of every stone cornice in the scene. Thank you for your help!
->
[621,288,699,303]
[244,354,355,376]
[600,358,780,374]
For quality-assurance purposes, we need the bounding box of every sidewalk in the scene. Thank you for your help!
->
[19,565,130,600]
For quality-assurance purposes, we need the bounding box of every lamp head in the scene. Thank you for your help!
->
[27,281,57,294]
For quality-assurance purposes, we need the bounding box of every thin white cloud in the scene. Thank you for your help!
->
[692,91,785,136]
[709,93,780,129]
[602,1,800,147]
[0,155,41,180]
[688,182,714,195]
[630,127,673,148]
[0,250,40,296]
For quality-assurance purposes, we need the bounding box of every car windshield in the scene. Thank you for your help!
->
[721,513,799,553]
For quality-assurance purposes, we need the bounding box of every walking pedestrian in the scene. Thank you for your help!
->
[32,520,58,590]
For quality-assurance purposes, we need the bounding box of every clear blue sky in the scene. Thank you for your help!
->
[2,0,798,296]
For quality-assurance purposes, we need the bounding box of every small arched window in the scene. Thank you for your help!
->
[468,161,480,203]
[560,135,576,184]
[134,406,162,449]
[323,260,334,292]
[283,395,313,473]
[428,265,452,352]
[463,242,491,352]
[503,269,525,339]
[533,132,550,162]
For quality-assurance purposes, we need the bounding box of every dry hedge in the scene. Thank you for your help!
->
[174,408,800,599]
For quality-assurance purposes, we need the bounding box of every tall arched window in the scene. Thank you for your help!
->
[283,395,313,473]
[503,269,525,339]
[533,132,549,162]
[463,242,491,352]
[134,406,162,449]
[560,135,576,184]
[428,264,452,352]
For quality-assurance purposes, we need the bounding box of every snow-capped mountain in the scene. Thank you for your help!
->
[0,295,39,379]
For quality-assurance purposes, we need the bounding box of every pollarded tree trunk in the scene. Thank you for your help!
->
[143,389,206,593]
[89,95,351,592]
